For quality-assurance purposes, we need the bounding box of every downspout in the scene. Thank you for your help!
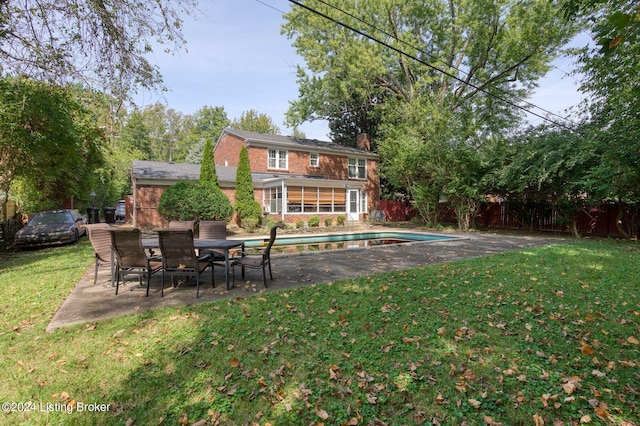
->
[132,167,137,228]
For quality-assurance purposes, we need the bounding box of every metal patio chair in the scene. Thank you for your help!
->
[167,220,197,234]
[198,220,227,264]
[157,229,213,297]
[110,228,162,296]
[85,223,113,284]
[232,222,284,287]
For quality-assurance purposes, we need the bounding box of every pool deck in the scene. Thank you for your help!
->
[46,226,565,331]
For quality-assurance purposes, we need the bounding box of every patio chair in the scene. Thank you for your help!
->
[232,222,284,287]
[157,229,213,298]
[198,220,227,263]
[110,228,162,296]
[85,223,113,284]
[168,220,197,235]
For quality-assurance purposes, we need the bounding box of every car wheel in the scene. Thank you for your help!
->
[73,229,79,244]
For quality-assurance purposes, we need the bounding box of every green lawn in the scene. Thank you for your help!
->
[0,237,638,425]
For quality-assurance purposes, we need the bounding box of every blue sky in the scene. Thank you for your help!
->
[135,0,587,141]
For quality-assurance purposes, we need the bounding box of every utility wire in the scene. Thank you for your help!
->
[285,0,578,132]
[312,0,575,125]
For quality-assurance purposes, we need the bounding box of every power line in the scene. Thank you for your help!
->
[286,0,578,132]
[254,0,288,15]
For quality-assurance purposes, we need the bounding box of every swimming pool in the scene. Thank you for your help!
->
[241,231,458,254]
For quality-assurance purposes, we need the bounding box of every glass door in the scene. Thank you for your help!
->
[347,189,359,222]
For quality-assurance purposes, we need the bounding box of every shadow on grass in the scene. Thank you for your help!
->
[22,239,638,425]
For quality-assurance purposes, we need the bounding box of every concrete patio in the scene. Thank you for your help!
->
[47,228,565,331]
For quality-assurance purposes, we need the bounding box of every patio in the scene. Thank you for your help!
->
[47,228,564,331]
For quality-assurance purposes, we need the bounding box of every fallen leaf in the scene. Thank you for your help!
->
[563,382,577,395]
[316,408,329,420]
[468,398,481,408]
[178,413,188,425]
[627,336,639,345]
[533,413,545,426]
[580,344,595,355]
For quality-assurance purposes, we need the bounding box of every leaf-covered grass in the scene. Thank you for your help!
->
[0,238,638,425]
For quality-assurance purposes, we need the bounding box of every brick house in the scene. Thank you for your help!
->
[131,128,380,228]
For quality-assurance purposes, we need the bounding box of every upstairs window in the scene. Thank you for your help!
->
[268,149,288,170]
[348,158,366,179]
[310,152,319,167]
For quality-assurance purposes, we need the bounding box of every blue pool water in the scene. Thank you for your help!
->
[241,231,457,254]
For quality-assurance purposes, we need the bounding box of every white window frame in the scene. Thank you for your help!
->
[268,149,288,170]
[310,152,319,167]
[348,158,366,179]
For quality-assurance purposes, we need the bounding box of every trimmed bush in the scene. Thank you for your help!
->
[337,214,346,225]
[241,217,260,232]
[308,215,320,227]
[296,220,304,229]
[158,181,233,222]
[324,217,333,227]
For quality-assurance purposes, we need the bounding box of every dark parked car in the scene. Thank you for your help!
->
[115,200,126,222]
[14,210,87,248]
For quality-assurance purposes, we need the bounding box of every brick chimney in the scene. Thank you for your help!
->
[356,133,371,151]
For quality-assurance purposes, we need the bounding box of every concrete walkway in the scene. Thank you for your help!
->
[46,228,564,331]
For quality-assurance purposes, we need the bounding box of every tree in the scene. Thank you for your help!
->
[560,0,639,55]
[120,110,153,160]
[569,0,640,237]
[185,105,230,163]
[138,103,192,162]
[495,125,600,236]
[0,0,196,99]
[232,109,280,134]
[0,77,105,212]
[199,138,218,186]
[283,0,579,228]
[234,145,262,230]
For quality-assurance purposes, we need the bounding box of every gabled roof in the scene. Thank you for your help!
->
[219,128,379,158]
[132,160,242,185]
[131,160,341,187]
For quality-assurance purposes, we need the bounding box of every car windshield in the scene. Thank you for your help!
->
[29,212,73,226]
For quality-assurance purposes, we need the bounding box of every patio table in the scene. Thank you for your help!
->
[142,238,244,290]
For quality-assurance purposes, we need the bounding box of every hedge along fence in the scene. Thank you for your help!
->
[380,200,639,238]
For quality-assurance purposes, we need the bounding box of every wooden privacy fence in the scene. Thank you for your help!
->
[379,200,635,238]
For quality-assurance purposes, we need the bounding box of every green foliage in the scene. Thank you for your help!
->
[1,238,639,425]
[324,217,333,227]
[296,219,305,229]
[158,180,232,222]
[283,0,578,143]
[0,0,195,97]
[0,77,105,212]
[199,138,218,186]
[231,109,280,134]
[308,215,320,227]
[120,110,153,160]
[561,0,639,54]
[234,145,262,226]
[283,0,580,231]
[336,214,346,226]
[241,217,260,233]
[186,106,230,163]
